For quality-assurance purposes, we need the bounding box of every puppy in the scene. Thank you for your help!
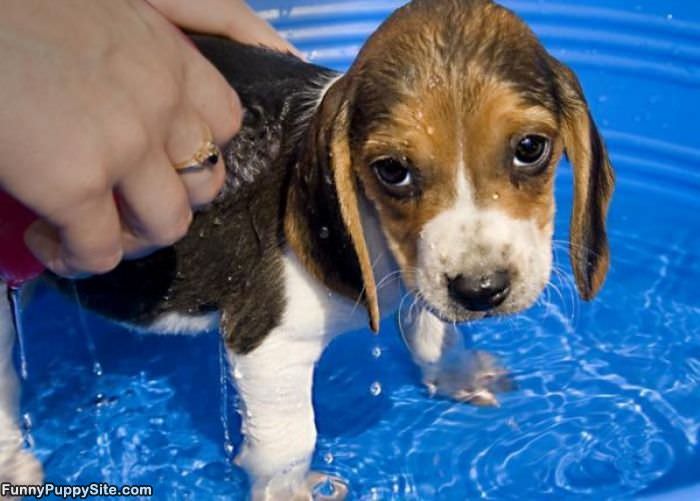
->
[0,0,614,497]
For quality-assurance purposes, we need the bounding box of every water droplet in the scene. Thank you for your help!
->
[94,393,118,408]
[93,362,103,376]
[324,452,334,464]
[319,226,330,239]
[227,276,233,282]
[666,13,673,20]
[370,381,382,396]
[96,433,109,447]
[312,477,338,498]
[22,413,32,433]
[21,414,35,449]
[371,346,382,359]
[224,441,235,457]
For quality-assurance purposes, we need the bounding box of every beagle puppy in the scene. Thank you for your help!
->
[0,0,614,498]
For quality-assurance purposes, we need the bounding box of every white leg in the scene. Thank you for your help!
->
[0,284,42,485]
[402,306,511,406]
[228,331,347,500]
[227,253,356,500]
[228,330,320,499]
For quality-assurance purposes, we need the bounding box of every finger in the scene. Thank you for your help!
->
[166,113,226,207]
[178,158,226,208]
[25,196,123,277]
[116,154,193,258]
[147,0,302,57]
[175,36,242,145]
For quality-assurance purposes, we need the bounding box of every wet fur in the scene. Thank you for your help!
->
[25,0,614,496]
[51,39,343,354]
[50,0,615,351]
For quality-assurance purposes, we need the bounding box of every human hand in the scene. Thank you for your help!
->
[0,0,247,278]
[148,0,303,58]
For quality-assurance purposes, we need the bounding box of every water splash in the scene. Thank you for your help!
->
[69,283,117,481]
[8,286,28,380]
[219,337,235,460]
[21,412,34,449]
[71,283,103,377]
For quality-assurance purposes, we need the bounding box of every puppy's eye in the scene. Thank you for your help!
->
[513,135,551,173]
[371,157,416,197]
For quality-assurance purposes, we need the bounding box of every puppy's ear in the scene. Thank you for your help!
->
[286,76,380,331]
[552,59,615,299]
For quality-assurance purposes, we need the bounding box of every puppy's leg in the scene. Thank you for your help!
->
[227,330,346,500]
[402,306,511,406]
[0,284,43,485]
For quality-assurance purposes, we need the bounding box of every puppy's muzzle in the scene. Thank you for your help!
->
[447,270,511,312]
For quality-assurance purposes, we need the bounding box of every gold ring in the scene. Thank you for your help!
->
[173,130,221,173]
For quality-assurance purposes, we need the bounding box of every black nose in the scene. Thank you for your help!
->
[447,271,511,311]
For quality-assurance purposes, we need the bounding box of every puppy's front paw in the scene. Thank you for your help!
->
[0,447,43,488]
[423,351,513,407]
[304,472,348,501]
[251,471,348,501]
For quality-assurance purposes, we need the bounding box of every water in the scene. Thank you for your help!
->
[14,0,700,498]
[8,287,28,380]
[16,163,700,500]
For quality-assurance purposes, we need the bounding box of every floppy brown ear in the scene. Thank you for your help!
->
[285,76,380,331]
[327,98,380,331]
[553,60,615,299]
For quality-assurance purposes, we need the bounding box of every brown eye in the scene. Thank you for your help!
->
[371,157,417,197]
[513,135,551,173]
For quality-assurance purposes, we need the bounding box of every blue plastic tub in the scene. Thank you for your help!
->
[16,1,700,499]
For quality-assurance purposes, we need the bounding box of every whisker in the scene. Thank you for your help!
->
[397,289,418,352]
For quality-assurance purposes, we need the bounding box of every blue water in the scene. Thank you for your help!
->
[16,0,700,499]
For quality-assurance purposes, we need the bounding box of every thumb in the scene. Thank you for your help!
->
[147,0,302,58]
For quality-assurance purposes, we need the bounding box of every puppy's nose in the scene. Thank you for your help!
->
[448,271,511,311]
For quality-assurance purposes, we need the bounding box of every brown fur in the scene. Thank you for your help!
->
[284,77,381,331]
[273,0,613,332]
[311,0,613,306]
[552,60,615,298]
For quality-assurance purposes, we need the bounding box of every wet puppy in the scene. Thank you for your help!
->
[0,0,613,497]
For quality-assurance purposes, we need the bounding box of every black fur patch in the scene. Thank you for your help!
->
[580,114,612,293]
[49,37,338,354]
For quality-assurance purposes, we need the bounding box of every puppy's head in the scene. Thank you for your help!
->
[297,0,614,327]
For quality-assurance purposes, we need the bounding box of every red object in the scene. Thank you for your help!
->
[0,191,44,286]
